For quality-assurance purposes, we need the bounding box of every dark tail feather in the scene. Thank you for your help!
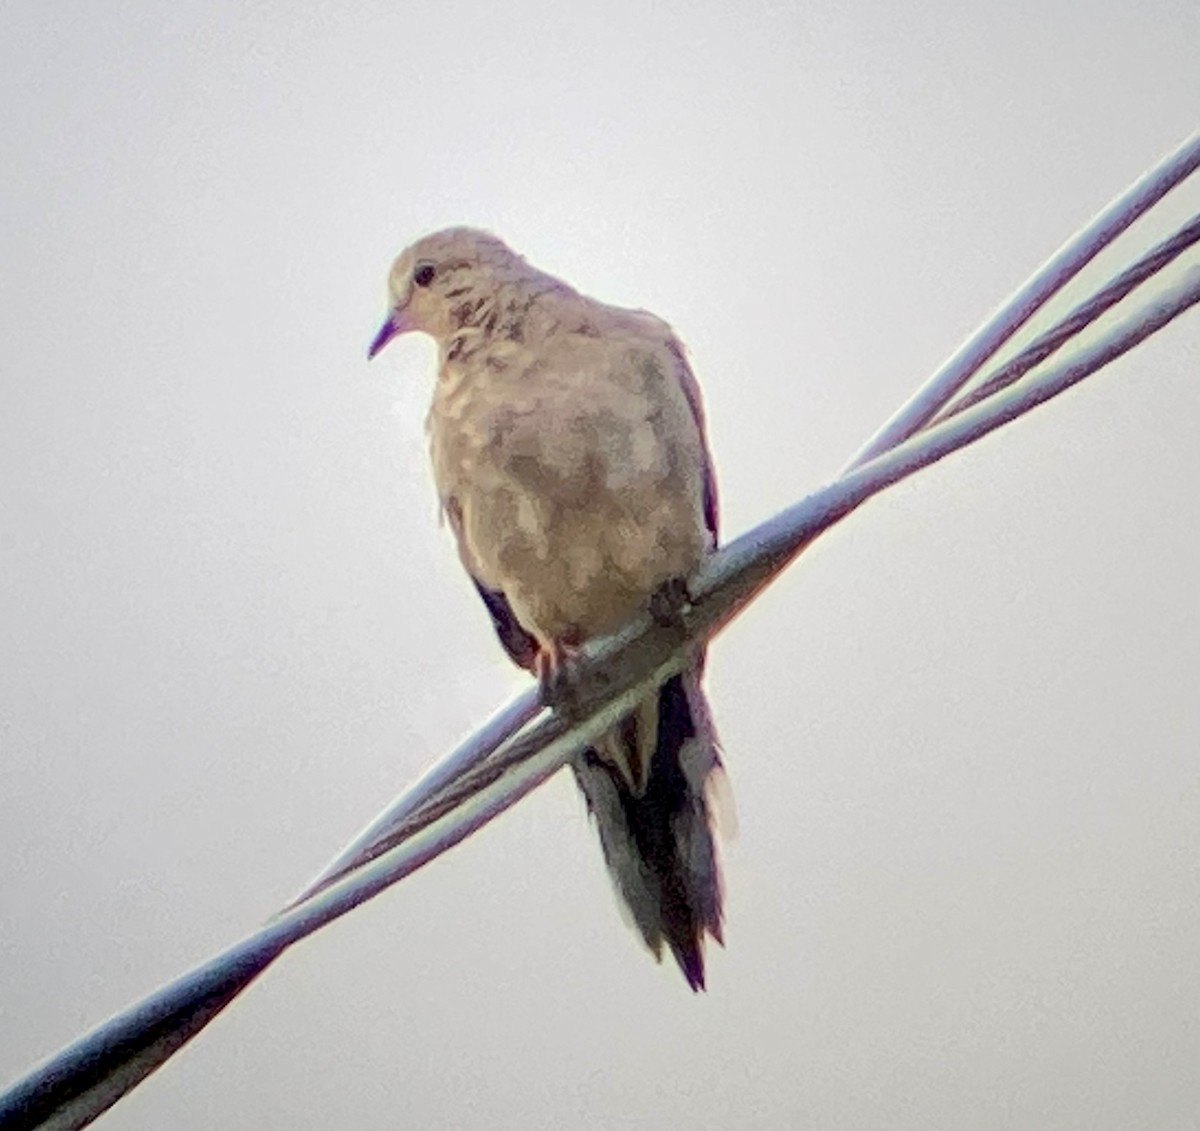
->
[571,672,724,990]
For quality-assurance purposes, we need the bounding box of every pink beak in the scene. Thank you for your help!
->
[367,310,413,359]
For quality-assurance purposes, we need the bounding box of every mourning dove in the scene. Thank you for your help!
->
[368,228,726,989]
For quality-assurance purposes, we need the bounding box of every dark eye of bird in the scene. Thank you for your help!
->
[413,263,436,287]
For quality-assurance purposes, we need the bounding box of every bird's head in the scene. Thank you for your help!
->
[367,227,523,358]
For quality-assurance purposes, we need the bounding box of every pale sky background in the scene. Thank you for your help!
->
[2,2,1199,1128]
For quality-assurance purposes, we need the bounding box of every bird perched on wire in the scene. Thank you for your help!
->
[368,228,728,989]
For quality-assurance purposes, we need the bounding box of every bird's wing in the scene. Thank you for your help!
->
[471,577,539,670]
[443,495,538,670]
[667,338,719,545]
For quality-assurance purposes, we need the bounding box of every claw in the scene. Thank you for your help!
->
[534,639,583,704]
[648,574,693,628]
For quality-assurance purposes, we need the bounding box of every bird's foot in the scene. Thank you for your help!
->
[534,638,583,705]
[648,574,694,629]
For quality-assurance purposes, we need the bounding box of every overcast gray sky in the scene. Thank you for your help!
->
[2,2,1199,1128]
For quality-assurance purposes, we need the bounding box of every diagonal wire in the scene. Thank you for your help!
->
[935,213,1200,422]
[2,136,1198,1131]
[288,690,544,905]
[845,128,1200,470]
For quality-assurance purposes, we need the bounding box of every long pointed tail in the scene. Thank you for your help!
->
[571,671,725,990]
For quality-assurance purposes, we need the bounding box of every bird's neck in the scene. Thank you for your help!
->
[439,273,574,363]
